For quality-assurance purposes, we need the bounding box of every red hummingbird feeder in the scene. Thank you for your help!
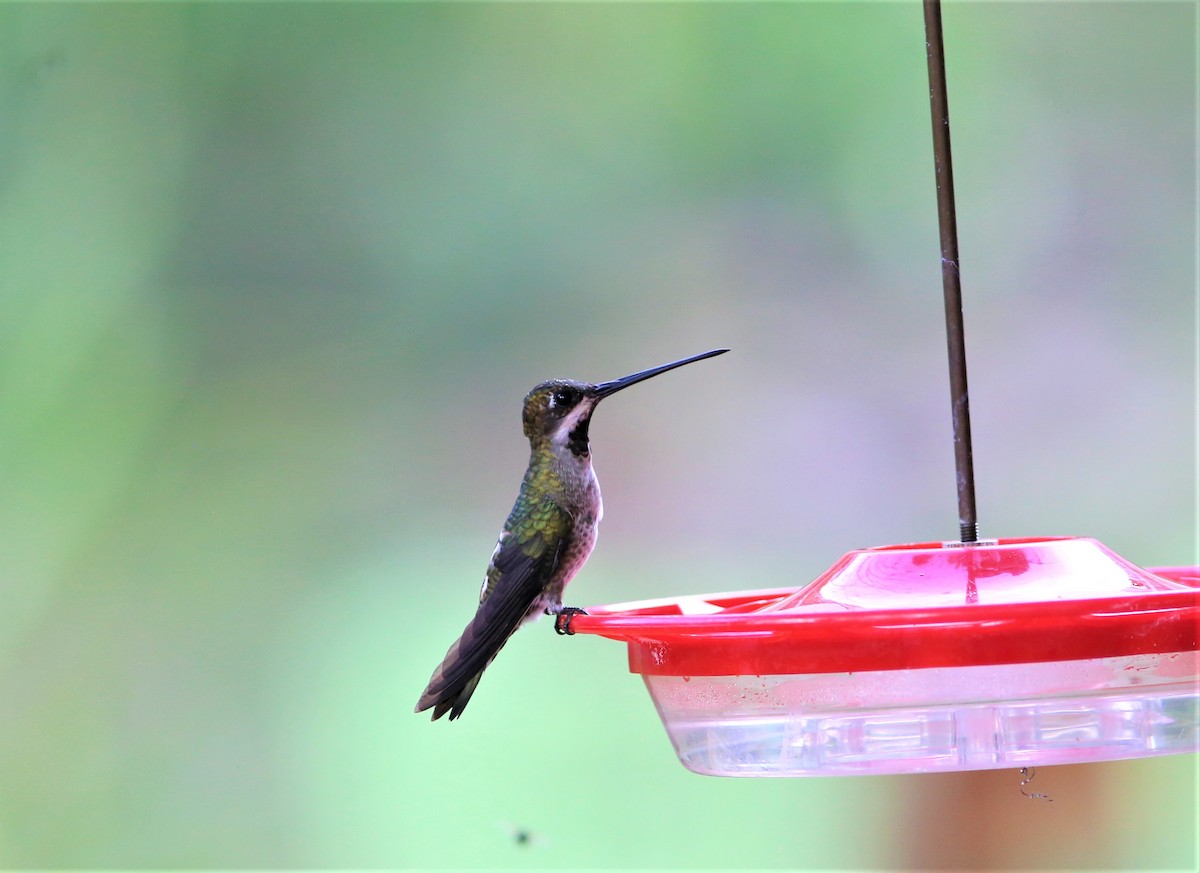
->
[563,1,1200,777]
[566,539,1199,776]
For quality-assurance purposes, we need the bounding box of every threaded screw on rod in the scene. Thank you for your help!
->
[923,0,979,544]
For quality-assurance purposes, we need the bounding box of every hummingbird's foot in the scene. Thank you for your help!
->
[554,607,588,636]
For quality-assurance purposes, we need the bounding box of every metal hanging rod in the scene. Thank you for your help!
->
[923,0,979,544]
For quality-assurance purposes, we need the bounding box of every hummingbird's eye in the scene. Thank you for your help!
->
[551,389,572,408]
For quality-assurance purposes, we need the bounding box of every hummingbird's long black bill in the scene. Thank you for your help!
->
[593,348,729,399]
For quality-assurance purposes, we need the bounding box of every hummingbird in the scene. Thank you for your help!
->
[415,348,729,720]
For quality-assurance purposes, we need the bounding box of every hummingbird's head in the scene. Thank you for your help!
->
[520,349,730,457]
[522,379,600,457]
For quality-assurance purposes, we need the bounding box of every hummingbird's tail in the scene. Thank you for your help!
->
[417,519,568,720]
[412,633,487,719]
[415,598,529,720]
[415,660,483,721]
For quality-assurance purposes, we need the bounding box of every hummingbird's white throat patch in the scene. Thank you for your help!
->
[551,398,596,448]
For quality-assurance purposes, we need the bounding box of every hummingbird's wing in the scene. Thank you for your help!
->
[416,502,573,720]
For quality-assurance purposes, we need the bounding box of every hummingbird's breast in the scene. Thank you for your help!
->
[504,447,603,620]
[544,456,601,601]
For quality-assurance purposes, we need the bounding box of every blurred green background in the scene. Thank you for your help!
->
[1,1,1195,868]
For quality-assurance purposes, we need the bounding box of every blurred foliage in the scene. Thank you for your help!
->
[0,1,1194,868]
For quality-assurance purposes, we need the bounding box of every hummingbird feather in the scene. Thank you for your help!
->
[415,502,572,720]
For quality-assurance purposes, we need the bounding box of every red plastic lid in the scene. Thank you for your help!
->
[569,537,1200,675]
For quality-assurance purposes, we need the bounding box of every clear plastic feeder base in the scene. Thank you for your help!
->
[648,653,1198,777]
